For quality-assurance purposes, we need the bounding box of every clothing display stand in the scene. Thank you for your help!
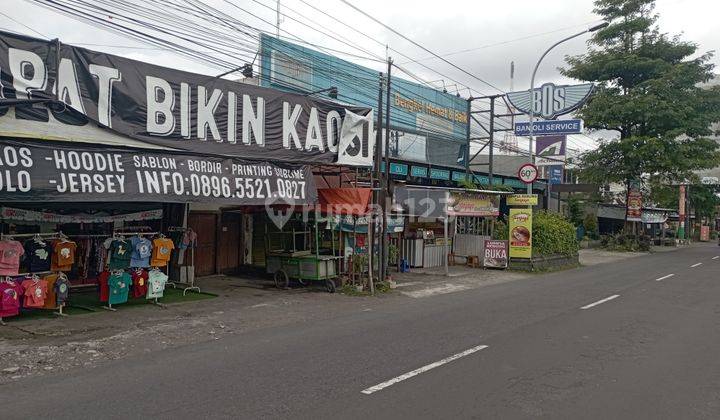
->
[168,226,200,295]
[102,303,117,312]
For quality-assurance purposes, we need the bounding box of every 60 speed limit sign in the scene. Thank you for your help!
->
[517,163,539,184]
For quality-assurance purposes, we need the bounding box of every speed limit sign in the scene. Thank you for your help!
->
[518,163,539,184]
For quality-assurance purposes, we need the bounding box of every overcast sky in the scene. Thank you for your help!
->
[3,0,718,152]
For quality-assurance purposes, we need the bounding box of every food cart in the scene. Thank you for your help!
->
[265,212,341,293]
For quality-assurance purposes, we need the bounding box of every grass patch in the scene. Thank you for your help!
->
[3,287,217,322]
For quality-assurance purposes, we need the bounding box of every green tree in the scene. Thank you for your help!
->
[563,0,720,188]
[649,180,720,221]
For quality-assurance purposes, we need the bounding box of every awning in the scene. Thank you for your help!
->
[317,188,372,216]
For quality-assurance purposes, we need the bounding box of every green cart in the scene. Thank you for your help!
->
[265,214,340,293]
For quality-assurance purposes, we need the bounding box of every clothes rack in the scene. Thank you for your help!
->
[168,226,199,295]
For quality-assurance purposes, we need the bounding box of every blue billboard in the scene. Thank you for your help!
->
[259,34,469,167]
[514,119,583,136]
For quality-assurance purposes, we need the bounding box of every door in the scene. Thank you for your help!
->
[217,212,242,273]
[188,212,217,276]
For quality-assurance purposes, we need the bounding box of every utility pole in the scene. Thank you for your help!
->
[379,58,392,284]
[368,72,384,295]
[275,0,281,38]
[465,98,472,176]
[488,96,495,186]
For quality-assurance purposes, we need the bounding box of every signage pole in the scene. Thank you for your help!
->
[525,23,608,195]
[465,98,472,176]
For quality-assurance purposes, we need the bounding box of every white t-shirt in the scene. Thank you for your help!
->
[146,269,168,299]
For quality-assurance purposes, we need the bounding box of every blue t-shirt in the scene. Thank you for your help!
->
[130,237,152,268]
[108,272,131,305]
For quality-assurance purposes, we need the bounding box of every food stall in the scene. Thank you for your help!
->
[393,186,504,274]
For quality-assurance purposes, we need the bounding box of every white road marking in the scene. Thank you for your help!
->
[712,256,719,260]
[655,274,674,282]
[691,263,703,268]
[580,294,620,310]
[361,345,489,395]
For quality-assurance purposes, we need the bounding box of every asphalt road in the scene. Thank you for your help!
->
[2,244,720,419]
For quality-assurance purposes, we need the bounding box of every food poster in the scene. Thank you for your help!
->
[509,209,532,259]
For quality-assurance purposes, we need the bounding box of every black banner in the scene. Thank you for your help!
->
[0,140,317,205]
[0,31,374,165]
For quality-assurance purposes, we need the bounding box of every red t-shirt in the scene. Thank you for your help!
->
[0,281,23,317]
[21,279,48,308]
[98,270,110,303]
[130,269,149,299]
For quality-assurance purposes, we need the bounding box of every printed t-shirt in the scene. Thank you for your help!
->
[43,274,59,309]
[108,240,131,270]
[97,270,110,303]
[0,240,24,276]
[146,270,168,299]
[150,238,174,267]
[21,279,48,308]
[108,272,131,305]
[54,276,71,305]
[55,241,76,270]
[51,240,77,272]
[130,269,149,299]
[0,281,23,318]
[23,240,52,272]
[130,237,152,268]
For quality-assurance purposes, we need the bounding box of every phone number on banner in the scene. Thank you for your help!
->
[134,171,307,200]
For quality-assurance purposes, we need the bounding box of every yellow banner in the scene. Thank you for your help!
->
[507,194,538,206]
[509,208,533,259]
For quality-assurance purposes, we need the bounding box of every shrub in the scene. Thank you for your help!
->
[583,214,599,239]
[532,211,579,257]
[493,219,508,240]
[601,231,651,252]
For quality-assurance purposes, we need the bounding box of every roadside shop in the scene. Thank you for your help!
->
[393,186,505,273]
[0,30,373,321]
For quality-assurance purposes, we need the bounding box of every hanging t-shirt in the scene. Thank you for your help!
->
[108,272,131,305]
[108,240,132,270]
[0,281,23,318]
[51,240,77,272]
[130,269,149,299]
[21,278,48,308]
[97,270,110,303]
[0,240,25,276]
[23,239,52,272]
[43,274,59,309]
[130,237,153,268]
[54,276,70,306]
[146,270,168,299]
[150,238,175,267]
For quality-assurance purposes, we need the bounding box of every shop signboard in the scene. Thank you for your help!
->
[700,225,710,241]
[534,136,567,166]
[483,240,508,268]
[549,166,564,184]
[448,192,500,217]
[430,168,450,180]
[507,194,538,206]
[259,34,469,167]
[0,30,373,166]
[0,140,317,205]
[506,83,594,120]
[411,166,428,178]
[626,180,643,222]
[514,119,583,136]
[509,208,533,259]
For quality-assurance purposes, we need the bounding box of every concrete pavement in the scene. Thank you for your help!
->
[1,243,719,419]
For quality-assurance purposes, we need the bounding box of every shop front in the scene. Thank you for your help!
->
[393,186,505,273]
[0,30,372,320]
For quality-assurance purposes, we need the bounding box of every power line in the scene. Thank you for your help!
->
[338,0,505,94]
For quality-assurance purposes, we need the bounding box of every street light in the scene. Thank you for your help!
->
[526,21,609,194]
